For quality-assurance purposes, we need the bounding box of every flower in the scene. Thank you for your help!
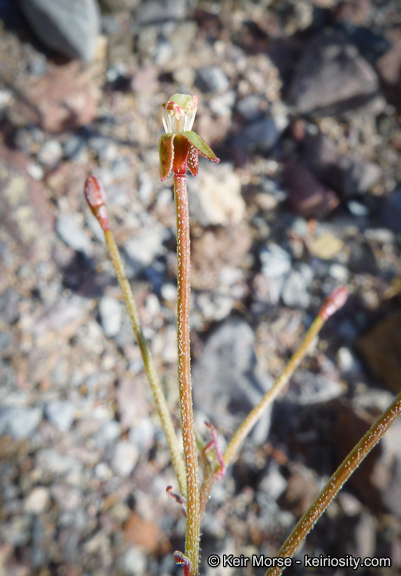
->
[159,94,220,182]
[161,94,198,134]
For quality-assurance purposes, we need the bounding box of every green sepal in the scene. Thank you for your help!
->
[159,133,175,181]
[182,131,220,163]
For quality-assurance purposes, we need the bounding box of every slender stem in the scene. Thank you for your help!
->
[104,229,187,496]
[266,390,401,576]
[174,173,200,575]
[223,314,324,468]
[199,288,348,512]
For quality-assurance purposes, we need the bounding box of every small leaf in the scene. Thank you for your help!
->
[159,133,175,181]
[187,145,199,177]
[182,131,220,162]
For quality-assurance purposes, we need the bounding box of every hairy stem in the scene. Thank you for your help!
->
[174,173,200,574]
[266,390,401,576]
[104,229,187,496]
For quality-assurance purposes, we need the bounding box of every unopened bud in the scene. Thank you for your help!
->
[84,175,110,231]
[320,286,348,321]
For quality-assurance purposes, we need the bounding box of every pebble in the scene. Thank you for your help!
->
[98,296,122,338]
[260,244,292,279]
[123,224,166,277]
[19,0,100,61]
[55,214,92,256]
[24,487,51,514]
[44,400,75,432]
[0,405,42,439]
[188,163,245,226]
[382,188,401,233]
[37,140,63,169]
[95,420,121,449]
[110,441,138,477]
[36,449,82,479]
[287,31,384,116]
[284,371,344,404]
[281,266,313,309]
[120,547,147,575]
[195,66,230,93]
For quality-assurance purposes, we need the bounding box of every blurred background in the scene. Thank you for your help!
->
[1,0,401,574]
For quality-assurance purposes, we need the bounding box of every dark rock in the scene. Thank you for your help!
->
[382,188,401,234]
[302,131,382,197]
[357,313,401,393]
[376,27,401,106]
[287,31,384,117]
[195,66,230,94]
[19,0,100,61]
[284,162,340,218]
[231,114,288,166]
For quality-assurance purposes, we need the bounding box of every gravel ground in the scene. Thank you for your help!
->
[1,1,401,575]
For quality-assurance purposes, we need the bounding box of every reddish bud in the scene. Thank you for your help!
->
[320,286,348,320]
[174,551,192,576]
[84,175,110,231]
[166,485,187,517]
[203,422,226,479]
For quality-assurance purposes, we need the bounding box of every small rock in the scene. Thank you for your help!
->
[110,441,138,477]
[99,0,140,11]
[309,231,344,260]
[24,487,50,514]
[0,405,42,439]
[281,267,312,309]
[51,485,81,511]
[357,312,401,393]
[193,317,273,438]
[37,140,63,169]
[260,244,292,279]
[382,188,401,234]
[120,547,147,576]
[123,223,166,277]
[284,162,340,218]
[99,296,122,338]
[116,377,148,429]
[236,94,266,121]
[19,0,100,61]
[195,292,234,322]
[44,400,75,432]
[258,462,288,501]
[36,449,82,478]
[2,516,32,546]
[95,420,121,449]
[302,131,382,197]
[189,163,245,227]
[284,371,344,405]
[195,66,229,93]
[232,114,288,166]
[376,27,401,105]
[287,31,384,116]
[55,214,92,256]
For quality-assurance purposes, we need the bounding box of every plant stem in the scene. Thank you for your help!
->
[223,315,324,468]
[265,390,401,576]
[174,173,200,575]
[104,228,187,496]
[199,288,348,513]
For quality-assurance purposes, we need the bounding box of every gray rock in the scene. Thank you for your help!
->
[99,0,140,12]
[37,140,63,169]
[44,400,75,432]
[2,516,32,546]
[95,420,121,449]
[281,266,312,309]
[123,224,166,277]
[287,31,385,117]
[19,0,100,61]
[0,405,42,439]
[135,0,188,25]
[382,188,401,233]
[120,547,147,575]
[36,449,82,478]
[284,371,344,405]
[236,94,266,121]
[195,66,230,94]
[260,244,292,279]
[55,214,92,256]
[98,296,122,338]
[192,317,273,438]
[233,116,287,157]
[110,441,138,477]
